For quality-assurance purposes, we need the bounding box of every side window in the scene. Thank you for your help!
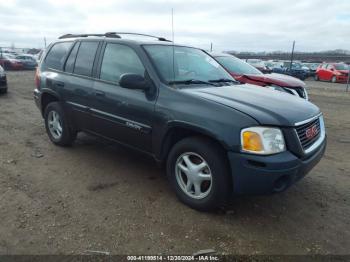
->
[65,42,80,73]
[100,43,145,83]
[322,64,327,69]
[45,42,72,70]
[73,41,99,77]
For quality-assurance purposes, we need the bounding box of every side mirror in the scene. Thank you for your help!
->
[119,73,149,90]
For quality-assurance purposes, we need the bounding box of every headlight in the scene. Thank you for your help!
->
[241,127,286,155]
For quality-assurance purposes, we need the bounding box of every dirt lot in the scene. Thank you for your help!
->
[0,71,349,255]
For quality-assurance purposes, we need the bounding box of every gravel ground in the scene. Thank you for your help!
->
[0,71,349,255]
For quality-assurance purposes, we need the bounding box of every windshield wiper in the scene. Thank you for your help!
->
[169,79,217,86]
[208,78,239,84]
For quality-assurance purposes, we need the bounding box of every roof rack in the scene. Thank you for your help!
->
[58,32,171,42]
[58,33,121,39]
[106,32,171,42]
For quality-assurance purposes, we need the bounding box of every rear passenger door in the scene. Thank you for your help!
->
[61,40,100,131]
[91,42,156,153]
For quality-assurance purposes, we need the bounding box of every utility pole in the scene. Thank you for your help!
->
[44,37,47,48]
[346,65,350,92]
[210,43,213,52]
[289,40,295,72]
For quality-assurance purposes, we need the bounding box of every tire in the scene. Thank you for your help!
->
[0,88,7,94]
[331,76,337,83]
[166,136,231,211]
[44,102,76,146]
[314,74,319,81]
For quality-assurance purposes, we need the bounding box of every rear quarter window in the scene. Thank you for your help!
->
[45,41,72,70]
[73,41,99,77]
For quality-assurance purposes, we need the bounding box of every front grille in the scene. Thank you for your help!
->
[295,117,321,150]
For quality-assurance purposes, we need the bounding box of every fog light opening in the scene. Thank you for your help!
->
[273,176,290,192]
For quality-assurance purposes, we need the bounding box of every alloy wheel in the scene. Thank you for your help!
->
[175,152,212,199]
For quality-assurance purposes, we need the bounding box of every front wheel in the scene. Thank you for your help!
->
[331,76,337,83]
[44,102,76,146]
[166,137,231,211]
[314,74,319,81]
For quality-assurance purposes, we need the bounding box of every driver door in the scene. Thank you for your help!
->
[91,43,156,153]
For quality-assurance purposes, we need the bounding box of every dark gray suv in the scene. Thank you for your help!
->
[34,33,326,211]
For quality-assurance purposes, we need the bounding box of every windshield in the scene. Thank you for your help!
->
[144,45,233,84]
[215,56,262,75]
[334,64,348,70]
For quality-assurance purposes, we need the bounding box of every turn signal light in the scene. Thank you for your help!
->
[242,131,263,152]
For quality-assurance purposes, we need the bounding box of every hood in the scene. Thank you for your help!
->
[234,73,305,88]
[181,84,320,126]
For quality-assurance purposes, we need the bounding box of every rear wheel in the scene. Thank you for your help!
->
[331,76,337,83]
[166,137,231,211]
[44,102,76,146]
[314,74,319,81]
[0,88,7,94]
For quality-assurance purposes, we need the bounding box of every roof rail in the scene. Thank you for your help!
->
[58,32,171,42]
[105,32,171,42]
[58,33,121,39]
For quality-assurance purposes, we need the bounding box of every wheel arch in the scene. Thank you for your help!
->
[156,121,229,163]
[40,89,61,116]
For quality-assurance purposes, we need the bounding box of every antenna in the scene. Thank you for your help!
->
[171,8,176,84]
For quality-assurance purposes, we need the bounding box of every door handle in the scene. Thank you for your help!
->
[95,90,105,97]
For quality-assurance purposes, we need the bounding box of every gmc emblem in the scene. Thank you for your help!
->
[305,125,318,139]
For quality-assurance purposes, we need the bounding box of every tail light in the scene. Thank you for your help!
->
[34,67,41,89]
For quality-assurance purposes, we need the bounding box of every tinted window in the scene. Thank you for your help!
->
[334,64,348,70]
[45,42,72,70]
[215,56,262,75]
[144,45,232,83]
[74,41,99,77]
[65,42,80,73]
[100,43,145,83]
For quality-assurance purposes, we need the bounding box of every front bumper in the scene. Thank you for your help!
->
[336,75,348,82]
[228,137,326,195]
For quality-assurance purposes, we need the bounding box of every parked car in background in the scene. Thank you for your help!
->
[33,49,44,64]
[15,54,37,69]
[0,65,7,94]
[212,53,308,99]
[0,54,23,70]
[246,59,272,73]
[34,32,326,211]
[302,63,320,77]
[315,63,349,83]
[273,62,309,80]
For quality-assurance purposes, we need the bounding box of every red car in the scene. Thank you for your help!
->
[211,53,308,100]
[0,54,23,70]
[315,63,349,83]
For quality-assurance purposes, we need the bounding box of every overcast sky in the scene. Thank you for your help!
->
[0,0,349,52]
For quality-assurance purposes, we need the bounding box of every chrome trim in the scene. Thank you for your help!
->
[90,108,151,129]
[66,101,88,109]
[303,116,326,154]
[294,113,322,126]
[303,87,309,101]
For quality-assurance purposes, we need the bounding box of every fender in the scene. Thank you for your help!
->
[155,120,229,161]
